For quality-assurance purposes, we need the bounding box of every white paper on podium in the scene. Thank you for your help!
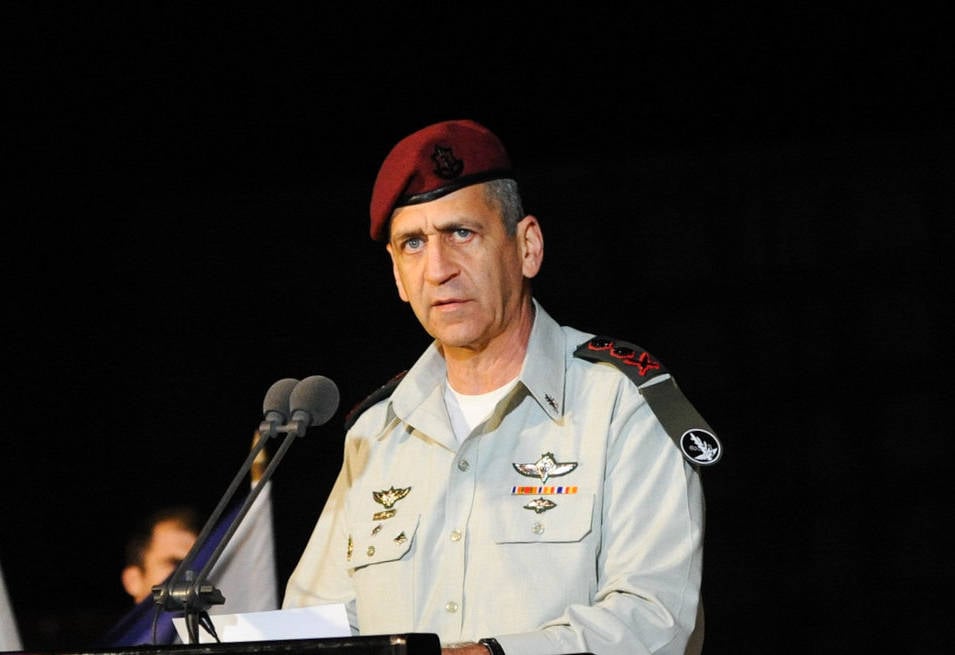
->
[172,604,350,643]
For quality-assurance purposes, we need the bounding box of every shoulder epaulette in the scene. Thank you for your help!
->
[343,370,408,432]
[573,336,670,386]
[574,336,722,466]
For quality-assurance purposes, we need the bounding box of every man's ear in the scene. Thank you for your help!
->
[518,214,544,279]
[386,244,410,302]
[122,564,144,600]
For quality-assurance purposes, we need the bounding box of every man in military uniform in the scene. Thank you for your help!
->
[283,119,720,655]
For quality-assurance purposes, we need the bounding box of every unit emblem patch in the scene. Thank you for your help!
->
[680,429,722,465]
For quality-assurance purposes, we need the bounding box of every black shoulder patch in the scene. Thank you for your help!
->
[343,370,408,432]
[574,336,722,466]
[573,336,669,386]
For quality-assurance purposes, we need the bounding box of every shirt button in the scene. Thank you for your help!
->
[450,530,462,542]
[445,601,459,613]
[366,546,376,556]
[457,459,470,472]
[532,522,545,535]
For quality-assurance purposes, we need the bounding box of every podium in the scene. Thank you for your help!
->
[5,634,597,655]
[11,635,441,655]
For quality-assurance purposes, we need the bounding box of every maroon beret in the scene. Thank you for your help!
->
[369,119,514,241]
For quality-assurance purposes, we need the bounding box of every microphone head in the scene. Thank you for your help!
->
[262,377,300,422]
[289,375,340,428]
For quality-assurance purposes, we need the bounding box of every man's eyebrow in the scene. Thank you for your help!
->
[393,219,475,242]
[390,226,426,246]
[435,217,481,232]
[391,226,421,239]
[436,222,466,233]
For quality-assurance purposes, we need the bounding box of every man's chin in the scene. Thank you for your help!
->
[431,325,482,351]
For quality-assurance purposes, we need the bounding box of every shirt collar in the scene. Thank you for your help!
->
[390,298,567,430]
[518,299,567,422]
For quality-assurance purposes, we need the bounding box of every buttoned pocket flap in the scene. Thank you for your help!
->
[345,514,420,568]
[490,492,594,543]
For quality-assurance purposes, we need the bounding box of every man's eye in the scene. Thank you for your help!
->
[404,237,423,250]
[452,228,472,240]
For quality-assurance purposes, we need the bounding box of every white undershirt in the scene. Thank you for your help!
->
[444,376,520,443]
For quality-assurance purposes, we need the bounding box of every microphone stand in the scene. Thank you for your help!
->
[151,415,309,644]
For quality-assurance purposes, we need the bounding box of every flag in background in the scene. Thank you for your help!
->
[1,558,23,651]
[94,432,279,647]
[208,428,278,615]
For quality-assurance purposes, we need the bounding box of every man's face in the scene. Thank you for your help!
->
[123,519,197,603]
[386,184,540,352]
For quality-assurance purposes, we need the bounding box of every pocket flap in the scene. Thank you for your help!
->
[490,492,594,543]
[346,514,420,568]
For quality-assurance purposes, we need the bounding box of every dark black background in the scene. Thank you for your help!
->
[5,4,952,654]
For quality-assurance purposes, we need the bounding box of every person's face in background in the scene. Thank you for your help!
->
[121,519,196,603]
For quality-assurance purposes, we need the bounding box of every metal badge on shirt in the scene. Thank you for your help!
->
[513,452,577,483]
[512,452,578,513]
[371,485,411,520]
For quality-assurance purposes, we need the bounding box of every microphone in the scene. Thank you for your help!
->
[153,374,340,643]
[286,375,340,436]
[258,377,299,438]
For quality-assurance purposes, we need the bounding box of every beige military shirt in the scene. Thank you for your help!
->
[284,301,706,655]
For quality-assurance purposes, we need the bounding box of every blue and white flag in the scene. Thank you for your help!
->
[208,477,279,615]
[94,433,279,647]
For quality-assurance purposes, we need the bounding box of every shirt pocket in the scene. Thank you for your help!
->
[344,514,420,634]
[344,514,420,570]
[489,492,594,543]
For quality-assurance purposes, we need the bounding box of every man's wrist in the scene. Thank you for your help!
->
[478,638,505,655]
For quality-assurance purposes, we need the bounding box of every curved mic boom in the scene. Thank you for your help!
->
[153,373,340,643]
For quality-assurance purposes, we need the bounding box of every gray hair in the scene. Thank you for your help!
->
[484,178,525,235]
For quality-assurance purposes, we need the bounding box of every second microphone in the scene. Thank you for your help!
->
[259,375,340,438]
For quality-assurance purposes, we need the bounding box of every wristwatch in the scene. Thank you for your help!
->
[478,637,505,655]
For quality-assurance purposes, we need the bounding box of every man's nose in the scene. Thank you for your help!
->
[423,239,458,284]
